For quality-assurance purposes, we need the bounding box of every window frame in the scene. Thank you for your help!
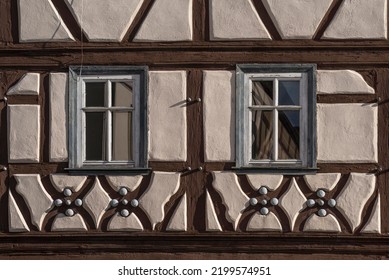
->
[235,64,317,174]
[68,66,149,174]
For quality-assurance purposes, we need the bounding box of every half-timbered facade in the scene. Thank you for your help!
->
[0,0,388,259]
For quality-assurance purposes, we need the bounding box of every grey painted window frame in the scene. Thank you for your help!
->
[235,64,317,174]
[68,66,148,174]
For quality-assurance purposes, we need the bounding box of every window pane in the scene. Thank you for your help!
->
[112,81,134,108]
[279,81,300,106]
[252,81,273,106]
[85,112,106,161]
[112,112,133,161]
[252,110,273,160]
[85,82,105,107]
[278,110,300,160]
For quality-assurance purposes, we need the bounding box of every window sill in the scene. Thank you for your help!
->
[65,167,151,176]
[232,166,318,175]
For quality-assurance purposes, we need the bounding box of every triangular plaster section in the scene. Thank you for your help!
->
[83,177,111,228]
[139,172,181,229]
[246,174,283,191]
[361,194,381,234]
[18,0,75,42]
[279,178,306,231]
[65,0,144,42]
[51,214,87,231]
[317,70,375,94]
[303,214,341,233]
[205,190,222,231]
[323,0,387,39]
[304,173,341,192]
[50,174,87,192]
[262,0,332,39]
[106,175,143,192]
[209,0,271,40]
[134,0,193,42]
[107,213,144,231]
[212,172,249,231]
[166,194,187,231]
[336,173,376,232]
[14,174,53,231]
[246,212,282,232]
[8,191,30,233]
[7,73,40,96]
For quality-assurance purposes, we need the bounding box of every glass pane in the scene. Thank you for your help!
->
[278,110,300,160]
[111,81,134,107]
[112,112,133,161]
[85,112,106,161]
[252,81,273,106]
[279,81,300,106]
[85,82,105,107]
[252,110,273,160]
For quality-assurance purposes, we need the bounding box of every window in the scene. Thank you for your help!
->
[235,64,316,173]
[68,66,148,172]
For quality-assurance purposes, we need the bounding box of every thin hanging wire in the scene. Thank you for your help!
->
[79,0,85,78]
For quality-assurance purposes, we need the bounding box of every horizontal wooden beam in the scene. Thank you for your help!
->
[0,234,388,258]
[1,50,389,68]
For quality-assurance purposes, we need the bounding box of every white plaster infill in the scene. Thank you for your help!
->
[304,173,341,192]
[50,174,87,192]
[8,191,30,233]
[51,214,88,232]
[65,0,144,42]
[212,172,249,231]
[139,172,181,229]
[107,213,144,231]
[203,71,235,162]
[134,0,193,42]
[205,190,222,231]
[14,174,53,231]
[83,177,111,228]
[336,173,376,232]
[361,194,381,234]
[148,71,187,161]
[18,0,75,42]
[303,214,341,233]
[106,175,143,192]
[8,105,40,163]
[317,103,378,163]
[166,194,187,231]
[317,70,375,94]
[246,174,283,191]
[262,0,332,39]
[209,0,271,40]
[7,73,40,96]
[49,73,68,162]
[246,212,282,232]
[323,0,387,39]
[279,178,306,231]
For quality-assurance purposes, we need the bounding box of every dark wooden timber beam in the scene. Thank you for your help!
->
[1,49,389,68]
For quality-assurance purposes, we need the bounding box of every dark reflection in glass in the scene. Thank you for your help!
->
[278,110,300,160]
[112,82,133,107]
[252,110,273,160]
[85,82,105,107]
[112,112,132,161]
[252,81,273,106]
[279,81,300,106]
[85,112,105,161]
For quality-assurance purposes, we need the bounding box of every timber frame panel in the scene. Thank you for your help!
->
[0,0,389,259]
